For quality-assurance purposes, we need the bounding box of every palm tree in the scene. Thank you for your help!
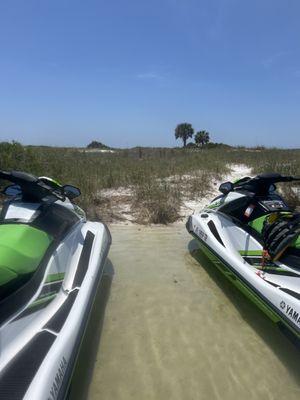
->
[195,131,210,147]
[174,123,194,147]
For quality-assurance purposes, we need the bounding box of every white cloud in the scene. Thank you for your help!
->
[262,51,288,69]
[137,72,162,80]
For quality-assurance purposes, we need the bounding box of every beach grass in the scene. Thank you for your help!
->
[0,142,299,223]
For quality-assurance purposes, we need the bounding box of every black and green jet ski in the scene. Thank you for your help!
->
[187,173,300,340]
[0,170,111,399]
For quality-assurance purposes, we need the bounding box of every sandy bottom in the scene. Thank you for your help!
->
[85,224,300,400]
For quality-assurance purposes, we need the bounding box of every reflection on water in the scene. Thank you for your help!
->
[87,225,300,399]
[68,260,114,400]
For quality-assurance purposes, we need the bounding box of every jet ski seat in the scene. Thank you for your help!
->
[0,224,52,299]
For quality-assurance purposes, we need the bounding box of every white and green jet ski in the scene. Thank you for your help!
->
[0,170,111,399]
[186,173,300,340]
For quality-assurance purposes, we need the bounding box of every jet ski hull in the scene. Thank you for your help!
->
[187,212,300,341]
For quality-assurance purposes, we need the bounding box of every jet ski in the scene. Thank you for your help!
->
[0,170,111,399]
[186,173,300,339]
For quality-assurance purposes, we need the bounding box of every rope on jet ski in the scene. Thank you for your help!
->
[262,212,300,262]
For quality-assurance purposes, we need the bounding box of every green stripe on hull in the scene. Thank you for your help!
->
[45,272,65,283]
[207,204,218,209]
[27,292,56,311]
[194,237,300,340]
[239,250,263,256]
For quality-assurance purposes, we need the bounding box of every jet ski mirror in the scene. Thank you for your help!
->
[63,185,81,199]
[3,184,22,197]
[219,181,233,195]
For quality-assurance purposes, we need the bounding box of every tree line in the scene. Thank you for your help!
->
[175,123,210,147]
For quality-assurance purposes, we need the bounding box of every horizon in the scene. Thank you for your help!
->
[0,1,300,148]
[6,139,300,152]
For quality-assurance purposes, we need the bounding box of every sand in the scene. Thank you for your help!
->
[180,164,252,217]
[98,164,253,224]
[85,224,300,400]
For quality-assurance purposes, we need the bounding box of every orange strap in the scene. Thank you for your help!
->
[261,249,270,268]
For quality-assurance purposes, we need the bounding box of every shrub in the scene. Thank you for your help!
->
[133,181,181,224]
[86,141,110,149]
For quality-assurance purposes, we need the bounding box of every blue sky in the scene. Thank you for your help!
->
[0,0,299,148]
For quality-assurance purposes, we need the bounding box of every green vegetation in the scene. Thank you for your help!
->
[174,123,212,147]
[175,123,194,147]
[86,140,111,149]
[0,141,299,223]
[133,181,181,224]
[195,131,210,147]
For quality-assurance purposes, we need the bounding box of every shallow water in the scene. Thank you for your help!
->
[86,224,300,400]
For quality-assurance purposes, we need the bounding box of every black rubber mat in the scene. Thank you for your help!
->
[207,220,225,246]
[0,331,56,400]
[72,231,95,288]
[43,289,78,333]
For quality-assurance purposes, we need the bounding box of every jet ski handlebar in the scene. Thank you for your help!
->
[237,173,300,186]
[0,170,65,201]
[220,173,300,195]
[260,174,300,183]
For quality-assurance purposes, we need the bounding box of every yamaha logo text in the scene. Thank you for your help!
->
[280,301,300,326]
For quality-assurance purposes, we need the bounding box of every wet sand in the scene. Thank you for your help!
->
[87,224,300,400]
